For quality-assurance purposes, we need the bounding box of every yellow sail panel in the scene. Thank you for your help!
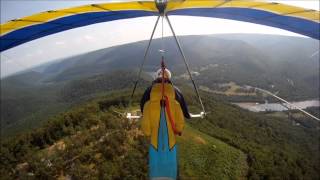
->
[97,1,158,11]
[166,0,265,11]
[166,0,227,10]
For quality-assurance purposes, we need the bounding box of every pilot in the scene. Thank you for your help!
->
[140,67,190,148]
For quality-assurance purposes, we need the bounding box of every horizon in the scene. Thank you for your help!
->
[2,33,317,79]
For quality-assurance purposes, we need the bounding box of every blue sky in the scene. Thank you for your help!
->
[1,0,319,77]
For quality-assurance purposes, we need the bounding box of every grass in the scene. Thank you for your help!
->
[199,82,256,97]
[177,123,248,179]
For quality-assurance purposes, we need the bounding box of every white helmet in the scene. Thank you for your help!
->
[154,68,172,80]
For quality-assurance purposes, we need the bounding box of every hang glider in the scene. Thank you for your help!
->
[0,0,319,52]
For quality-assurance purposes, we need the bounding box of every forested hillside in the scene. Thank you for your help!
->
[1,92,319,179]
[1,34,319,179]
[1,71,149,136]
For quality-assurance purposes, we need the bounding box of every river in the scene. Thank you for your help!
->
[233,99,320,112]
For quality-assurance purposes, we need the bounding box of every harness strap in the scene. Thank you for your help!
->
[164,95,179,134]
[160,60,179,135]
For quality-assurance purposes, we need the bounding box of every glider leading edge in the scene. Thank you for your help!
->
[0,0,319,52]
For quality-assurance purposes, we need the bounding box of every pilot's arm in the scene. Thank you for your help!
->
[174,87,191,119]
[140,86,152,113]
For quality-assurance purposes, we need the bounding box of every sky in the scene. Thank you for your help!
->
[1,0,319,77]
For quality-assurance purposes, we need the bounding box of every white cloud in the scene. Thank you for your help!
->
[55,41,65,45]
[36,49,44,55]
[2,59,13,64]
[84,35,96,41]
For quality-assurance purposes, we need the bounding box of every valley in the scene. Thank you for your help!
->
[1,34,319,179]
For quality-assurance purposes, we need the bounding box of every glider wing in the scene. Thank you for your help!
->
[0,1,157,52]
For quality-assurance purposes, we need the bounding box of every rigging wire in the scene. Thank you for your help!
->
[255,87,320,121]
[127,12,206,118]
[161,16,165,101]
[165,15,206,115]
[127,15,160,112]
[161,16,165,59]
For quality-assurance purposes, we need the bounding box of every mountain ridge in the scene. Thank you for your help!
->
[1,33,319,135]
